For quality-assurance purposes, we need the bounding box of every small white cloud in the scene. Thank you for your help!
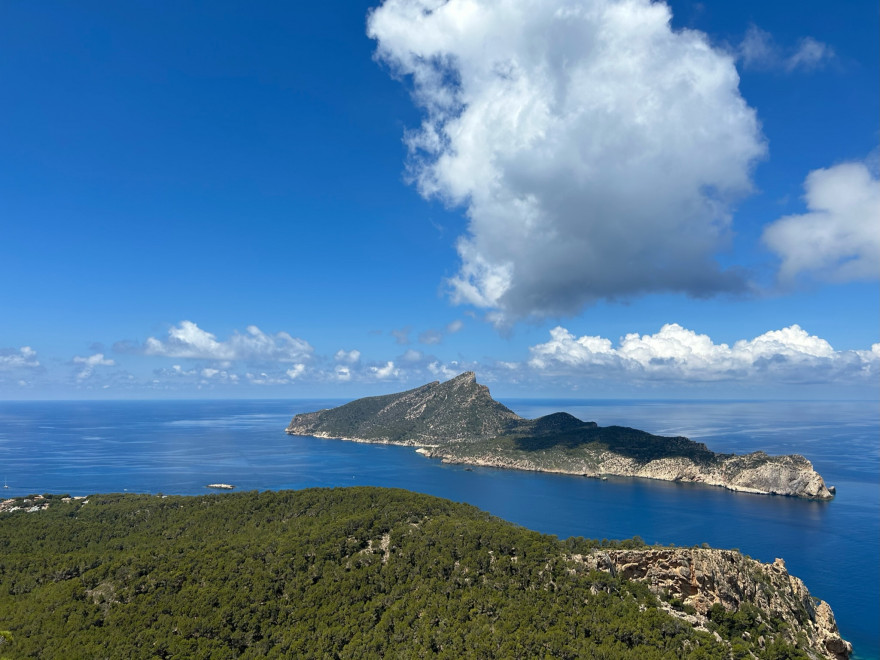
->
[73,353,114,367]
[427,361,459,380]
[335,365,352,381]
[419,319,465,344]
[401,349,423,362]
[736,326,834,361]
[246,372,286,386]
[145,322,225,358]
[529,323,878,384]
[529,327,617,370]
[738,24,776,70]
[418,329,444,345]
[73,353,115,380]
[391,327,411,345]
[370,361,400,379]
[785,37,834,72]
[201,368,220,379]
[738,24,834,72]
[242,365,306,385]
[763,161,880,284]
[0,346,40,370]
[334,349,361,364]
[144,321,313,363]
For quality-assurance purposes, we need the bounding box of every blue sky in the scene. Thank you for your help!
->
[1,0,877,399]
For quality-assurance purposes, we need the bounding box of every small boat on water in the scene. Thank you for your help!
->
[206,483,235,490]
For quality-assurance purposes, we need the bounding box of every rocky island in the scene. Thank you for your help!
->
[287,372,834,500]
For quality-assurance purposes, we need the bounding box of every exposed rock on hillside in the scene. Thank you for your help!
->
[576,548,851,660]
[287,373,834,500]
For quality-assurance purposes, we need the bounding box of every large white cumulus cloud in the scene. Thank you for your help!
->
[369,0,766,320]
[529,323,880,382]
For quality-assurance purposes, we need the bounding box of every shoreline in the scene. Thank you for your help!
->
[289,430,834,500]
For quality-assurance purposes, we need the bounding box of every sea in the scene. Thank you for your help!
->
[0,398,877,658]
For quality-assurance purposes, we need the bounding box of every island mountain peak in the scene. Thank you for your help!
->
[287,373,834,500]
[287,371,521,445]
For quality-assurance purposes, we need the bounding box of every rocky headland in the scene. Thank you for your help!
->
[576,548,851,660]
[286,372,834,500]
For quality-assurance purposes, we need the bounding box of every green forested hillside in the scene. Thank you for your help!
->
[0,488,807,659]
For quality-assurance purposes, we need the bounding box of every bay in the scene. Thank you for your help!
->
[0,398,877,658]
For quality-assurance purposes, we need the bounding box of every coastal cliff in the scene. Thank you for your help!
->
[577,548,851,660]
[287,372,834,500]
[423,444,833,499]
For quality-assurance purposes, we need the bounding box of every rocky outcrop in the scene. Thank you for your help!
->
[287,372,834,500]
[716,452,832,499]
[572,548,851,660]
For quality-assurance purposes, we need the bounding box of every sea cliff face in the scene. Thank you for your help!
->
[575,548,851,660]
[423,445,834,499]
[287,372,834,500]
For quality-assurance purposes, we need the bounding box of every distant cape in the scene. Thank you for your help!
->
[287,372,834,500]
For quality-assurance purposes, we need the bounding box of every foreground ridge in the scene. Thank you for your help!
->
[0,488,851,659]
[287,372,834,500]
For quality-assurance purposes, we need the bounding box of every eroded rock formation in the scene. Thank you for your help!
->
[574,548,851,660]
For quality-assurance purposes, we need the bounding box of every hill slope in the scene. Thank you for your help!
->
[287,373,834,500]
[0,489,850,659]
[287,371,521,444]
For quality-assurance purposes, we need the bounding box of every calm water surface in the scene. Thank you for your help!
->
[0,398,877,658]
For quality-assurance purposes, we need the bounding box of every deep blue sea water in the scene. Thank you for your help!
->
[0,398,877,658]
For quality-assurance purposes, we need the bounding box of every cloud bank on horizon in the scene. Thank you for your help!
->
[3,320,877,394]
[530,323,880,383]
[368,0,877,322]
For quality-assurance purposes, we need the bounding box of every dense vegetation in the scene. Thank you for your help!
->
[1,488,807,659]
